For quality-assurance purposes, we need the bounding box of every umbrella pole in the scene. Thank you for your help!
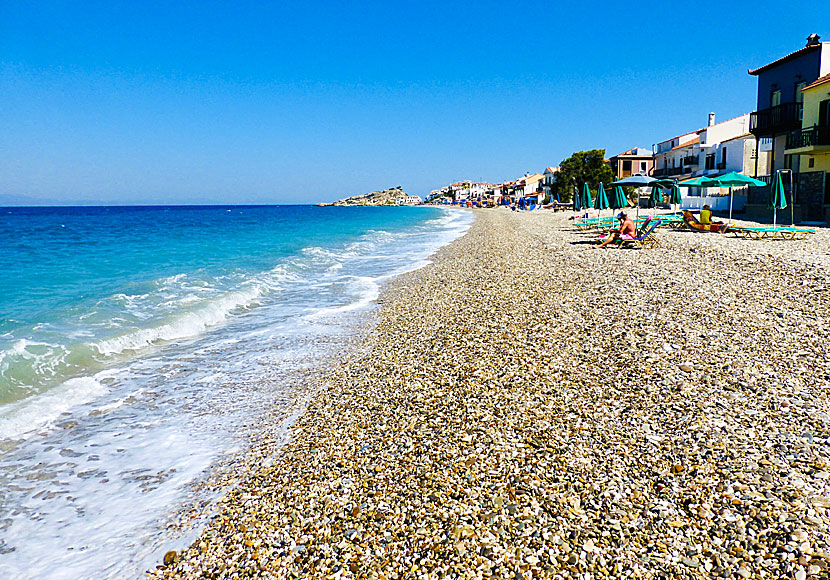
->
[790,172,795,226]
[728,186,733,221]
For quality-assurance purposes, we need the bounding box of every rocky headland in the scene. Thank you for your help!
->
[318,187,409,207]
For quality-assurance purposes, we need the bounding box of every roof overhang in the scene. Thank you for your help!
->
[748,43,820,76]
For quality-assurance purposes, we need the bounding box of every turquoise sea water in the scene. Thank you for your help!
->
[0,204,471,579]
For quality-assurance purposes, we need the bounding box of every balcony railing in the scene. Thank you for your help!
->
[717,161,726,170]
[786,125,830,149]
[667,166,692,176]
[653,168,668,177]
[750,102,803,135]
[683,155,698,165]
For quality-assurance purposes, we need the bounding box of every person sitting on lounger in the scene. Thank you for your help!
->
[700,204,712,225]
[596,211,636,248]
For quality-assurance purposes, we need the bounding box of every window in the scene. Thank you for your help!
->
[721,147,727,164]
[809,157,815,168]
[795,82,806,102]
[705,154,715,170]
[819,99,830,128]
[640,161,647,172]
[771,89,782,108]
[622,160,631,171]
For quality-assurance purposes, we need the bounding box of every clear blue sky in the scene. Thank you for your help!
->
[1,1,827,204]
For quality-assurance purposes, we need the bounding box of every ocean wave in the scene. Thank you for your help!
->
[0,376,107,439]
[92,285,264,357]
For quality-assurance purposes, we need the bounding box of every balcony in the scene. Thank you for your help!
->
[749,102,803,136]
[785,125,830,153]
[683,155,698,165]
[667,166,692,176]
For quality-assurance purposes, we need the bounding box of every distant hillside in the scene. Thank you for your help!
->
[318,187,409,207]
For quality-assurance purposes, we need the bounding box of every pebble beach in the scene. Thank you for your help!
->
[149,209,830,580]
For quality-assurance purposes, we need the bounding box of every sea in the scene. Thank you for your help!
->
[0,204,471,579]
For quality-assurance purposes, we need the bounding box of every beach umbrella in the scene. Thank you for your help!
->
[669,184,682,213]
[610,185,627,210]
[648,185,662,218]
[572,186,582,212]
[611,174,660,187]
[677,176,718,187]
[581,183,593,210]
[593,182,610,227]
[707,172,766,221]
[769,171,787,228]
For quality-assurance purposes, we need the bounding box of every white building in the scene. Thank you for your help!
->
[396,194,421,205]
[654,113,771,211]
[542,167,559,201]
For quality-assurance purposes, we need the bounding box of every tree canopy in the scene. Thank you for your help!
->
[553,149,614,201]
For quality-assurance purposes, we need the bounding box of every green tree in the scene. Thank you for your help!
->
[553,149,614,202]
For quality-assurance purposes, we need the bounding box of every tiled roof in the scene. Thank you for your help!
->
[672,137,700,150]
[804,73,830,91]
[748,42,822,76]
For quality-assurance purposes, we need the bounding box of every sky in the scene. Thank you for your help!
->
[1,1,828,205]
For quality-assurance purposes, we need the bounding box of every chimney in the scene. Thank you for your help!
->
[708,112,716,127]
[807,33,820,47]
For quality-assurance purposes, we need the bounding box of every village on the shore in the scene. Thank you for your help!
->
[424,34,830,224]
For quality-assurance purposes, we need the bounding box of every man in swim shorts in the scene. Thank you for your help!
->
[596,211,636,248]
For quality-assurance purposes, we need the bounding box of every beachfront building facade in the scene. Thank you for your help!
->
[519,173,544,199]
[653,131,700,179]
[542,167,559,201]
[655,113,769,211]
[608,148,653,179]
[748,34,830,179]
[784,73,830,221]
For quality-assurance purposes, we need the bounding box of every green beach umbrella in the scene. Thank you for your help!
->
[572,186,582,212]
[593,182,609,211]
[707,172,766,221]
[677,176,718,187]
[669,184,682,211]
[581,183,593,210]
[769,171,787,228]
[610,185,627,210]
[649,185,662,206]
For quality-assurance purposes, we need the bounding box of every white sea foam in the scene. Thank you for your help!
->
[92,285,264,357]
[0,376,107,439]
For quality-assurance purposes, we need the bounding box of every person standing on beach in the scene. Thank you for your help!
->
[596,212,636,248]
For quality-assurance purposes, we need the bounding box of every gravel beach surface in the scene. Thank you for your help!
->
[149,209,830,580]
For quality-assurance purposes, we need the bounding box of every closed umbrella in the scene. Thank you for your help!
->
[769,171,787,228]
[593,182,610,229]
[707,171,766,221]
[581,183,593,211]
[669,184,682,213]
[572,186,582,212]
[610,185,627,210]
[649,185,662,218]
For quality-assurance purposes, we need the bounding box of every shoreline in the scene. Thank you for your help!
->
[149,209,830,579]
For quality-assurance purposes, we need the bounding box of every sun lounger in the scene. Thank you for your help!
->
[615,219,661,248]
[681,210,728,233]
[596,218,661,248]
[730,226,816,240]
